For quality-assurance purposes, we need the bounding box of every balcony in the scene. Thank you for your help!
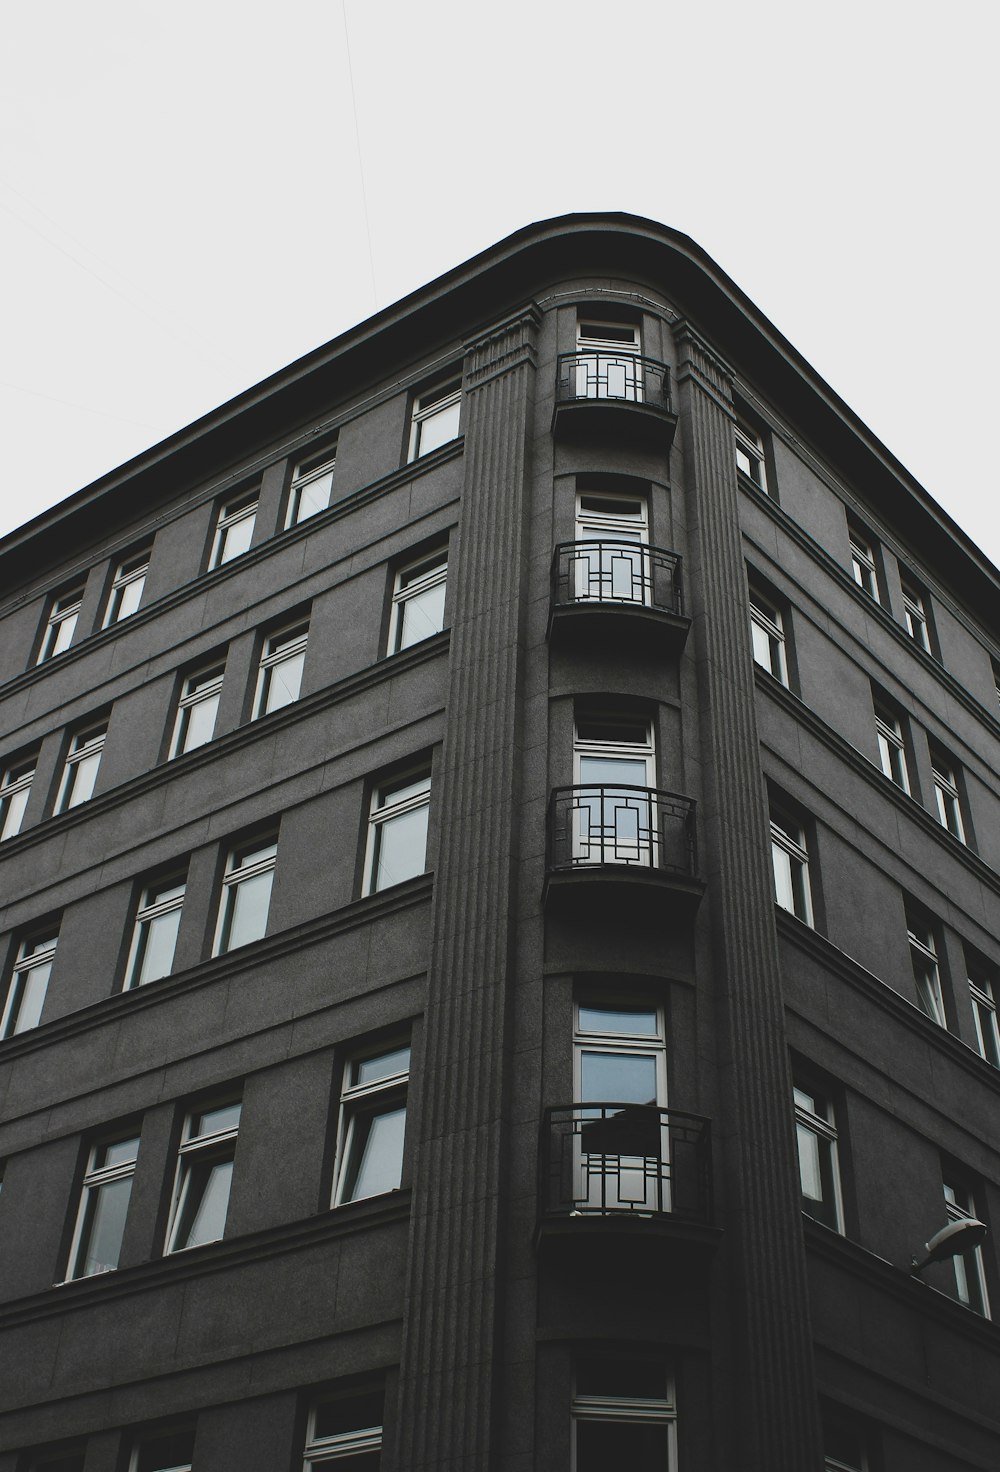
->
[548,540,690,654]
[544,784,703,917]
[551,351,677,449]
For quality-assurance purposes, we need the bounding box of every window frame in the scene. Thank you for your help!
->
[103,550,150,627]
[407,377,462,461]
[124,874,187,990]
[213,836,278,955]
[900,572,931,652]
[770,807,814,925]
[363,767,432,895]
[0,754,35,841]
[128,1424,196,1472]
[170,659,225,759]
[968,958,1000,1068]
[1,928,58,1039]
[734,415,769,493]
[848,527,881,602]
[793,1072,844,1232]
[210,490,258,569]
[253,618,310,719]
[907,914,947,1026]
[286,446,337,528]
[66,1128,141,1280]
[873,701,912,795]
[573,712,656,866]
[37,585,85,664]
[387,547,448,655]
[749,587,788,684]
[930,749,966,842]
[302,1387,384,1468]
[333,1040,411,1206]
[164,1095,242,1255]
[55,722,108,813]
[943,1176,991,1317]
[571,1357,677,1470]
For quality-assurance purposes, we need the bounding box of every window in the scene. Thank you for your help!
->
[387,548,448,653]
[2,930,58,1038]
[572,1357,676,1471]
[0,755,34,840]
[930,750,966,841]
[103,551,149,626]
[286,447,337,527]
[303,1387,383,1468]
[823,1409,868,1472]
[213,837,277,953]
[907,914,946,1026]
[408,378,462,460]
[67,1131,140,1279]
[334,1042,410,1204]
[749,588,787,683]
[254,620,309,717]
[129,1426,196,1472]
[849,528,880,601]
[573,712,656,866]
[574,1000,668,1213]
[943,1177,990,1316]
[572,489,649,604]
[37,585,85,663]
[793,1074,843,1231]
[170,660,225,757]
[900,573,931,652]
[55,722,107,813]
[770,808,813,924]
[125,876,186,989]
[735,416,768,492]
[27,1449,86,1472]
[165,1096,241,1253]
[364,770,431,893]
[211,491,258,567]
[969,957,1000,1068]
[874,701,911,794]
[575,319,642,401]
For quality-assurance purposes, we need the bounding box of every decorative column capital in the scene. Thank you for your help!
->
[464,301,543,390]
[671,317,736,415]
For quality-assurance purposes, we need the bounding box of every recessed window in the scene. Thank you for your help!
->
[793,1074,843,1231]
[211,491,258,568]
[907,913,946,1026]
[735,416,768,493]
[770,808,813,925]
[749,588,788,684]
[1,929,58,1038]
[56,722,107,813]
[253,620,309,718]
[364,769,431,894]
[848,527,881,602]
[165,1096,242,1253]
[286,447,337,527]
[572,490,649,604]
[575,319,642,401]
[334,1042,410,1203]
[214,837,277,954]
[408,378,462,460]
[125,876,186,989]
[129,1426,196,1472]
[900,573,931,652]
[37,585,86,664]
[0,755,35,841]
[943,1177,990,1316]
[873,700,911,794]
[170,660,225,758]
[573,712,656,866]
[388,548,448,654]
[968,956,1000,1068]
[572,1357,677,1470]
[822,1410,869,1472]
[67,1131,140,1279]
[103,551,149,626]
[303,1387,383,1469]
[930,749,966,841]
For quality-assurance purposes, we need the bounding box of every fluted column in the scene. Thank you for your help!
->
[674,320,822,1471]
[393,305,540,1471]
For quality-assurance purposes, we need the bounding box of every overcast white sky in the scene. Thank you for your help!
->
[1,0,997,565]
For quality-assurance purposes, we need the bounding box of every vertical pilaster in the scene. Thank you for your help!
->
[674,320,822,1471]
[394,305,540,1472]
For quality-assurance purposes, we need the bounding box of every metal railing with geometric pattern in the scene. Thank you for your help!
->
[551,540,683,615]
[546,785,698,877]
[555,351,672,411]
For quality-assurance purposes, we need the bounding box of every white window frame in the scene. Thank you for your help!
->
[931,752,966,841]
[849,529,880,601]
[575,319,642,402]
[128,1426,196,1472]
[286,448,337,528]
[571,1362,677,1469]
[125,876,186,989]
[213,838,277,955]
[210,491,258,568]
[735,416,768,492]
[572,490,649,605]
[770,810,813,925]
[253,620,309,718]
[908,918,946,1026]
[943,1179,991,1317]
[302,1392,383,1468]
[103,551,149,627]
[55,723,107,813]
[1,930,58,1039]
[66,1131,141,1280]
[37,586,85,663]
[170,661,225,758]
[793,1077,844,1232]
[0,756,35,841]
[333,1042,410,1205]
[164,1097,242,1254]
[874,705,911,794]
[387,548,448,654]
[573,714,656,866]
[823,1421,868,1472]
[408,378,462,461]
[750,589,788,683]
[969,965,1000,1068]
[364,769,431,895]
[900,575,930,651]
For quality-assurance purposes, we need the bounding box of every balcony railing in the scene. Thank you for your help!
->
[551,540,683,616]
[555,351,672,412]
[540,1104,712,1223]
[546,785,698,878]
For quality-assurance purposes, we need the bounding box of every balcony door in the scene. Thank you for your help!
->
[573,713,655,866]
[573,490,649,604]
[575,320,642,401]
[574,1001,669,1213]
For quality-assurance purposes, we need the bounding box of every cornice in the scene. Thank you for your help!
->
[463,301,542,391]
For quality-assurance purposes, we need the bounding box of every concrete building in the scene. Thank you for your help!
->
[0,214,998,1472]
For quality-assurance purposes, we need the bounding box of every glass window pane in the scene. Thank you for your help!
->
[1,782,30,839]
[12,960,51,1032]
[99,1136,140,1169]
[182,692,220,750]
[578,1005,658,1036]
[345,1106,406,1200]
[580,1051,657,1103]
[261,649,305,713]
[373,805,429,890]
[225,868,274,949]
[135,1428,195,1472]
[313,1391,384,1439]
[578,755,648,786]
[796,1122,824,1201]
[355,1046,411,1085]
[175,1156,233,1248]
[193,1101,242,1137]
[576,1420,670,1472]
[398,581,447,650]
[418,399,461,455]
[134,907,182,986]
[67,750,101,806]
[76,1175,133,1276]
